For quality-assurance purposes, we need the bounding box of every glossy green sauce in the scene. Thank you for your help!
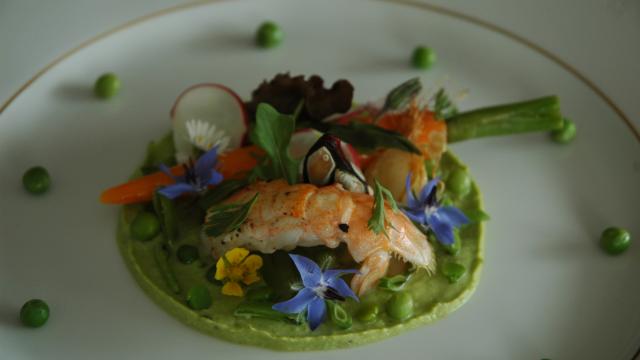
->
[116,151,485,351]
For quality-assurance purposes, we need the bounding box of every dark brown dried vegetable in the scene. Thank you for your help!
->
[245,73,354,124]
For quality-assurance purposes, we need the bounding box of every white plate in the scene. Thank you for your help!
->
[1,0,639,359]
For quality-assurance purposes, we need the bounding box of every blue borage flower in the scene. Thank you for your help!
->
[402,174,469,246]
[272,254,359,330]
[158,146,223,199]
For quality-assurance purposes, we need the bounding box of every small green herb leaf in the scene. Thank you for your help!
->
[368,180,398,236]
[325,122,420,154]
[432,88,458,120]
[464,209,491,223]
[250,103,299,184]
[380,77,422,115]
[204,193,259,237]
[198,178,250,210]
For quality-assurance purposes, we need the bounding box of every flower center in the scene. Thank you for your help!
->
[424,205,438,217]
[313,282,346,301]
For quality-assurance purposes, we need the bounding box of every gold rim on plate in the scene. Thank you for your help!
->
[0,0,638,142]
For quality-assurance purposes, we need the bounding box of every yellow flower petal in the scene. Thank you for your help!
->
[222,281,244,297]
[242,254,263,272]
[242,272,261,285]
[214,257,227,280]
[225,248,250,265]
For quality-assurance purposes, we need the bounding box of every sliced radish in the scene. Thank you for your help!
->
[170,83,248,163]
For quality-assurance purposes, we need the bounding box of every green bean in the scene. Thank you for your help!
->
[176,245,199,264]
[246,287,274,302]
[234,302,301,324]
[153,192,178,245]
[327,301,352,329]
[447,96,563,143]
[153,244,181,294]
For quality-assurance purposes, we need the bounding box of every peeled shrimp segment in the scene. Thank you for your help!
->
[204,179,435,295]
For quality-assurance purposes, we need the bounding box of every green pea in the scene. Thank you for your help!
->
[176,245,199,264]
[600,227,631,255]
[94,73,120,99]
[447,168,471,197]
[442,262,466,283]
[356,303,379,323]
[22,166,51,195]
[550,117,576,144]
[327,301,352,329]
[246,286,274,302]
[386,291,413,321]
[130,211,160,241]
[255,21,283,48]
[20,299,49,328]
[186,285,212,310]
[411,46,436,69]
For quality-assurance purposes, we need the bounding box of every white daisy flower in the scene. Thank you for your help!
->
[185,119,231,153]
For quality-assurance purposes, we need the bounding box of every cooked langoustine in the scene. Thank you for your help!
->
[204,179,435,295]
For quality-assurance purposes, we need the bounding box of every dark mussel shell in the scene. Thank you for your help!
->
[302,134,370,193]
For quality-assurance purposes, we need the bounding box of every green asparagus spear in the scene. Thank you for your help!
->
[446,96,563,143]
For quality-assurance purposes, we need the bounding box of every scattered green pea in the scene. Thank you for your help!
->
[20,299,49,328]
[186,285,212,310]
[356,303,379,323]
[22,166,50,195]
[176,245,199,264]
[550,117,576,144]
[442,262,466,283]
[447,168,471,197]
[255,21,283,48]
[600,227,631,255]
[386,291,413,321]
[130,211,160,241]
[327,301,352,329]
[246,286,274,302]
[94,73,121,99]
[411,46,436,69]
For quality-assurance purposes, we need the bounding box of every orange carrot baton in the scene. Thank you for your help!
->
[100,146,262,204]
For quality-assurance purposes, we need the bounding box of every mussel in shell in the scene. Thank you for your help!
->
[302,134,370,193]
